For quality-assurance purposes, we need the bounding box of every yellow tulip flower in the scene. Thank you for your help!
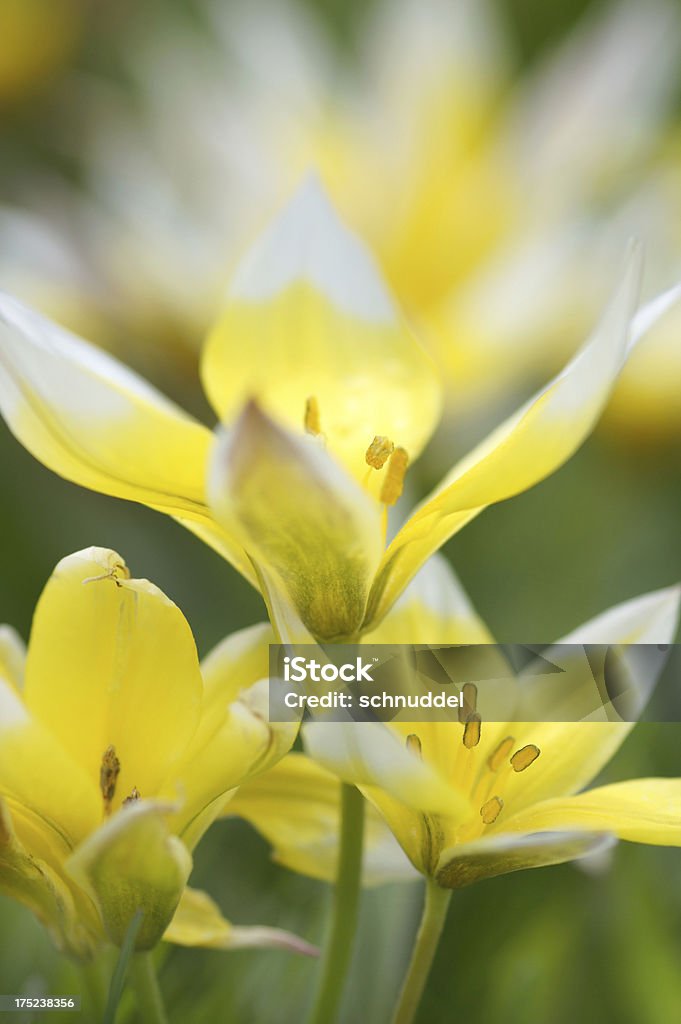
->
[301,555,681,885]
[217,556,681,890]
[0,181,677,645]
[0,547,300,957]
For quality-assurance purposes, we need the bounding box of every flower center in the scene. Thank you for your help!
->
[407,681,542,838]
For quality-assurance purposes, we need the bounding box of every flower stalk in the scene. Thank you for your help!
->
[308,784,365,1024]
[129,951,169,1024]
[391,880,452,1024]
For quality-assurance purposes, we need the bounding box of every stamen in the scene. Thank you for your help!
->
[488,736,515,772]
[366,435,394,470]
[458,682,478,724]
[406,734,422,758]
[100,745,120,814]
[480,795,503,824]
[123,787,141,806]
[304,396,322,436]
[463,713,481,749]
[380,447,409,505]
[511,744,541,772]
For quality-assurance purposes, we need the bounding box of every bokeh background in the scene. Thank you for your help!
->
[1,0,681,1021]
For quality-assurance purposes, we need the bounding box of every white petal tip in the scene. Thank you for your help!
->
[227,175,397,323]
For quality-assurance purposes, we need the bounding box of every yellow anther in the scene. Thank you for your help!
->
[365,435,395,470]
[511,744,541,772]
[304,396,322,436]
[463,713,481,749]
[406,734,422,758]
[100,745,120,813]
[123,787,141,806]
[488,736,515,772]
[457,682,478,724]
[380,447,409,505]
[480,795,504,825]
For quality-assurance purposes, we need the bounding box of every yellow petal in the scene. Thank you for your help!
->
[499,585,681,818]
[0,292,253,583]
[0,798,98,958]
[226,753,417,886]
[164,886,318,956]
[502,779,681,846]
[174,680,297,850]
[66,800,191,950]
[0,624,25,692]
[0,679,100,845]
[23,548,203,811]
[364,251,679,628]
[200,622,273,710]
[435,830,615,888]
[209,402,383,640]
[202,177,441,491]
[364,554,493,644]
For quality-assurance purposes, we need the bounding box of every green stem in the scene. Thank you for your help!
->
[391,879,452,1024]
[307,783,366,1024]
[79,958,107,1020]
[129,952,169,1024]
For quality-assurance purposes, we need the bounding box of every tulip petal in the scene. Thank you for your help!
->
[174,680,297,851]
[209,402,384,640]
[202,177,442,492]
[226,753,417,886]
[435,829,615,888]
[0,679,100,845]
[201,621,272,696]
[364,554,493,644]
[502,779,681,846]
[164,886,318,956]
[364,251,681,628]
[498,585,681,818]
[0,798,98,958]
[66,800,191,950]
[23,548,203,812]
[0,292,253,582]
[0,625,25,692]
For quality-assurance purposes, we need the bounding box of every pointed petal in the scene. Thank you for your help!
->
[435,830,615,888]
[0,625,26,692]
[66,800,191,950]
[364,554,493,644]
[164,887,318,956]
[23,548,203,811]
[365,253,681,628]
[502,779,681,846]
[0,292,253,583]
[202,177,441,491]
[0,798,98,958]
[209,402,384,640]
[499,585,681,818]
[226,753,417,886]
